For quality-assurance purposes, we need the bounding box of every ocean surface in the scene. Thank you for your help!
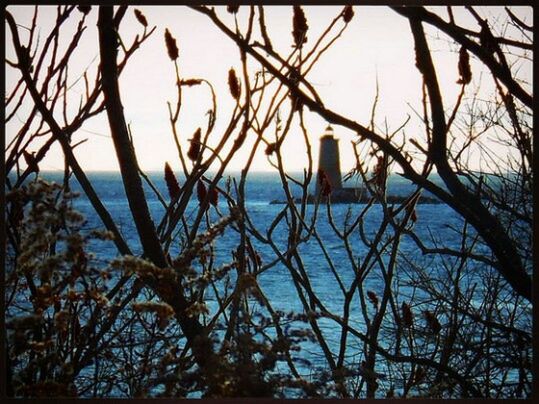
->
[23,171,488,393]
[35,171,467,285]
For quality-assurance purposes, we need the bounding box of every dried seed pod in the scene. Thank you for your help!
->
[187,128,202,161]
[228,68,241,100]
[164,162,181,200]
[342,6,354,23]
[401,302,414,328]
[77,6,91,15]
[209,187,218,207]
[371,155,387,188]
[424,310,441,334]
[134,9,148,27]
[233,124,248,149]
[318,169,332,196]
[227,5,239,14]
[180,79,203,86]
[164,28,179,61]
[197,180,207,204]
[456,45,472,84]
[480,23,497,55]
[265,142,277,156]
[292,6,308,48]
[367,290,379,308]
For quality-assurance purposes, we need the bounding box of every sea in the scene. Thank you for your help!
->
[14,171,496,395]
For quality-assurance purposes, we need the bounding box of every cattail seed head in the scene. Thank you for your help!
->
[342,6,354,23]
[164,162,181,200]
[228,68,241,100]
[292,6,308,48]
[134,9,148,27]
[164,28,179,61]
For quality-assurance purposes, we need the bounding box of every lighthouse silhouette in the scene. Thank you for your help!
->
[316,124,342,196]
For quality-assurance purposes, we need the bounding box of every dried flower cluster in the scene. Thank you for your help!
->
[227,5,240,14]
[185,301,210,318]
[172,208,241,270]
[164,28,179,61]
[401,302,414,328]
[111,254,162,278]
[187,128,202,161]
[370,155,387,190]
[6,180,120,397]
[228,68,241,100]
[457,45,472,84]
[292,6,308,48]
[342,6,354,23]
[424,310,441,334]
[133,301,175,330]
[317,169,331,196]
[480,24,497,55]
[197,180,207,204]
[265,142,277,156]
[367,290,379,308]
[134,9,148,27]
[233,124,248,149]
[77,5,91,15]
[208,187,218,207]
[180,78,203,87]
[164,162,181,200]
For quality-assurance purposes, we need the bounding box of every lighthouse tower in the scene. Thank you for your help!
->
[316,124,342,195]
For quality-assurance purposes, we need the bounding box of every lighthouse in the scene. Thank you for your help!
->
[268,124,439,205]
[316,124,342,195]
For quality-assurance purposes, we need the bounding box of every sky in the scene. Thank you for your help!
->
[5,5,533,174]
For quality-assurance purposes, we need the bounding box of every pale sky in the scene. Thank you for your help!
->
[5,6,533,173]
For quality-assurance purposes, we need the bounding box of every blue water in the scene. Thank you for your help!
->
[33,171,468,300]
[40,171,465,282]
[28,171,487,394]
